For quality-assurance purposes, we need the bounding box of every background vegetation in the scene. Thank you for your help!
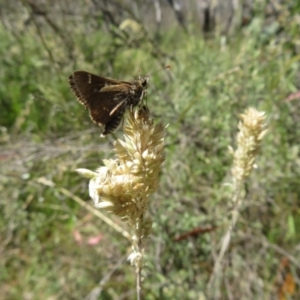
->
[1,0,300,299]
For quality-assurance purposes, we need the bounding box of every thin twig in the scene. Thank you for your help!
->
[36,177,132,241]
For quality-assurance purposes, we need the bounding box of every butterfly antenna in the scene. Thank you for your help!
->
[148,65,171,77]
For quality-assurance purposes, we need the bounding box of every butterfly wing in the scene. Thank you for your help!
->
[69,71,131,134]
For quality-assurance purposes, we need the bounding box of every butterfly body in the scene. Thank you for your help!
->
[69,71,149,136]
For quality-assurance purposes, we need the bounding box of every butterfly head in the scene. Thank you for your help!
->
[138,76,149,90]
